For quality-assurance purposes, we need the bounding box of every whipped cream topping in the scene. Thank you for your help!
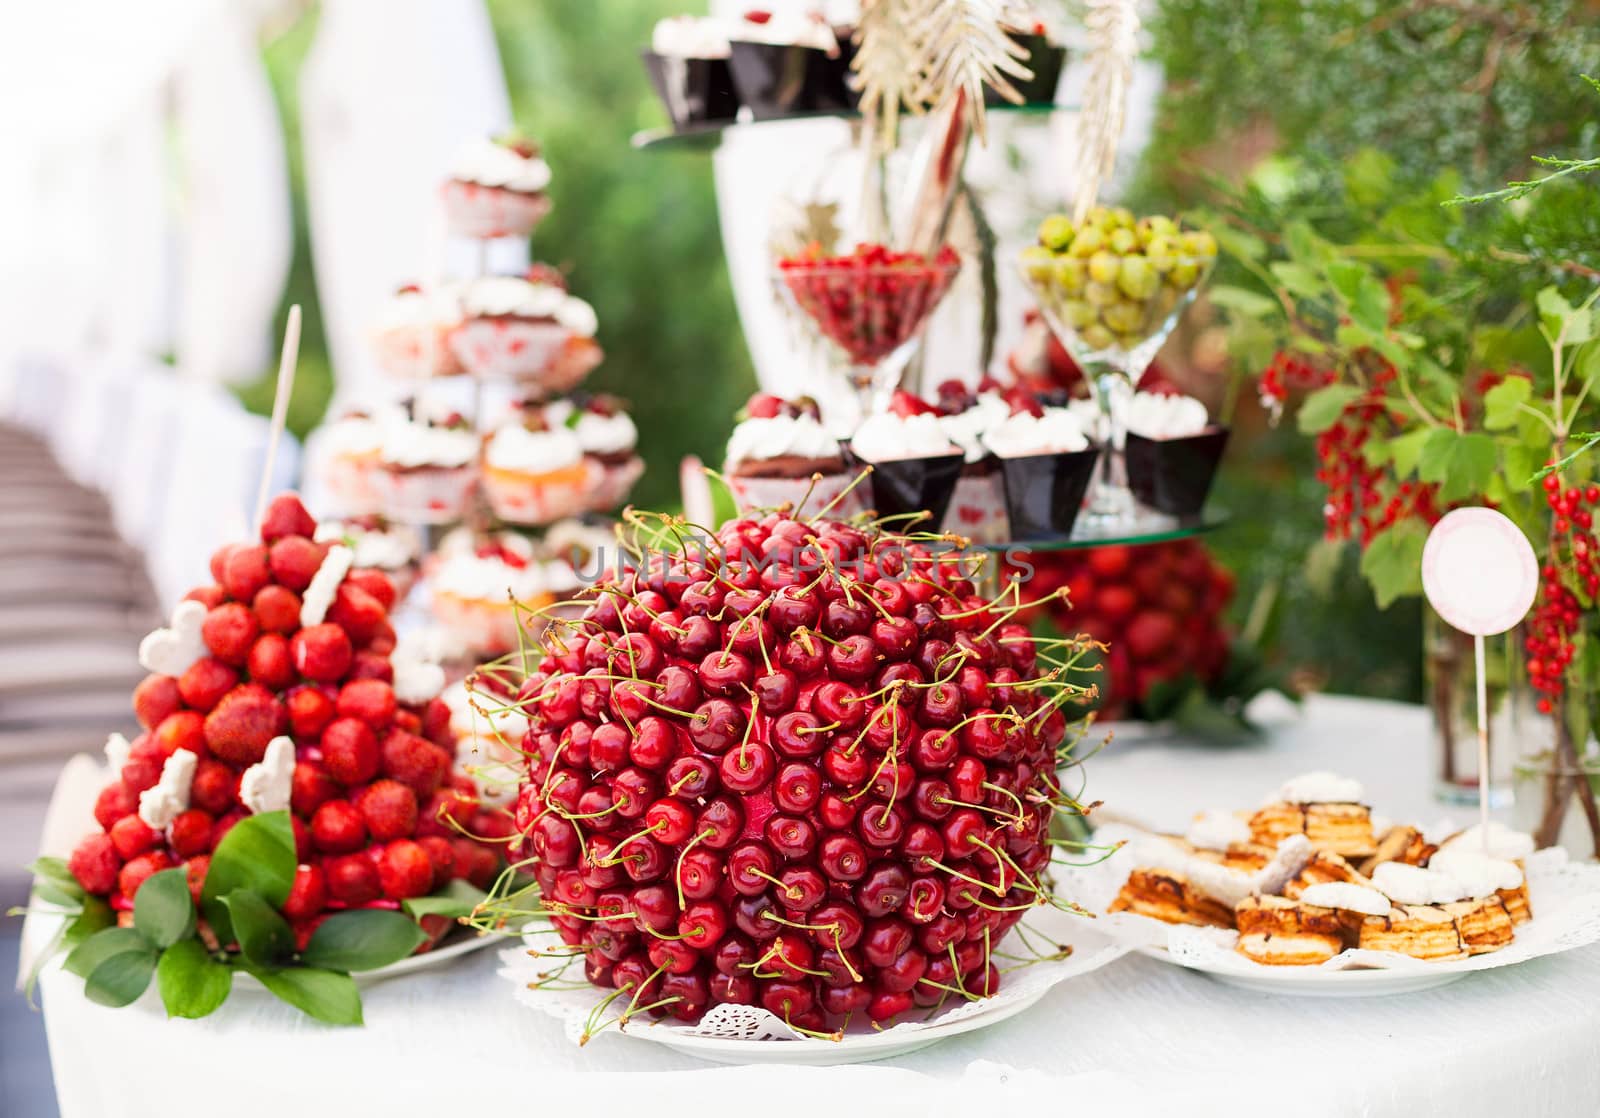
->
[391,632,446,704]
[374,285,461,332]
[574,411,637,456]
[104,732,132,774]
[485,423,584,475]
[850,412,961,463]
[1184,809,1251,852]
[432,553,552,602]
[1372,861,1467,905]
[139,750,196,830]
[450,137,552,193]
[300,545,354,628]
[239,737,294,815]
[138,600,207,679]
[1298,882,1393,916]
[1276,771,1364,804]
[1132,835,1256,908]
[459,276,598,336]
[321,413,385,458]
[730,12,839,51]
[379,416,479,470]
[435,527,536,564]
[1439,822,1536,861]
[940,392,1011,463]
[316,520,419,572]
[1254,833,1315,895]
[651,15,734,58]
[982,407,1091,458]
[726,412,842,465]
[1125,390,1210,440]
[1428,848,1525,894]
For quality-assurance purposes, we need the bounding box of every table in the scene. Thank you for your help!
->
[23,696,1600,1117]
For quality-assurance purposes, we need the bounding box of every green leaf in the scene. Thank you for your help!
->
[1210,223,1266,263]
[1269,261,1322,298]
[249,966,363,1026]
[1296,384,1362,434]
[1344,148,1395,208]
[31,882,84,908]
[156,939,233,1019]
[1538,287,1594,345]
[84,949,157,1008]
[301,909,428,972]
[64,927,151,979]
[1360,521,1428,608]
[402,880,487,921]
[1483,376,1532,430]
[1503,441,1537,494]
[1326,259,1389,332]
[1283,221,1321,265]
[202,811,296,942]
[1389,429,1431,478]
[219,891,295,969]
[1208,284,1278,318]
[1417,428,1498,502]
[133,868,196,949]
[28,857,84,901]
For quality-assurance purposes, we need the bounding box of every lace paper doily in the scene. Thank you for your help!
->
[1057,824,1600,977]
[497,900,1130,1050]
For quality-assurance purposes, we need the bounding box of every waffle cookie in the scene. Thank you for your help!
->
[1109,868,1236,928]
[1235,896,1346,965]
[1443,897,1516,955]
[1359,825,1436,876]
[1284,850,1372,899]
[1498,881,1533,925]
[1358,905,1469,962]
[1249,800,1376,859]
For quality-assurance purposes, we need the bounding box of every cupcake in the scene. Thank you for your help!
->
[315,410,386,516]
[371,283,463,379]
[724,394,862,517]
[314,516,424,603]
[642,16,741,132]
[991,17,1067,106]
[449,266,602,392]
[547,396,645,513]
[983,406,1098,540]
[442,673,529,806]
[428,531,555,656]
[726,10,853,120]
[935,382,1012,544]
[372,409,480,525]
[845,404,966,528]
[1123,390,1228,517]
[439,135,552,239]
[481,413,596,526]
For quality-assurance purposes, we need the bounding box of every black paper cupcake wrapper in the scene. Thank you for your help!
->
[1125,427,1230,517]
[998,447,1101,541]
[727,40,857,119]
[641,51,741,131]
[987,35,1066,105]
[843,447,966,528]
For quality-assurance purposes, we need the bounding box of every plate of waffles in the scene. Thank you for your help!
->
[1057,771,1600,996]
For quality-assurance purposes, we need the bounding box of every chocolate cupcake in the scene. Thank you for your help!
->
[642,16,741,132]
[1122,391,1228,517]
[983,407,1099,540]
[724,395,862,517]
[727,12,854,120]
[990,24,1066,106]
[845,411,966,528]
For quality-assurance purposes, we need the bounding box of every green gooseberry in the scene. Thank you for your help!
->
[1087,250,1121,285]
[1038,214,1075,252]
[1021,245,1056,281]
[1068,225,1106,257]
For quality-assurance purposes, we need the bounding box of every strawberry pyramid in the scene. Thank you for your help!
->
[67,493,504,946]
[491,511,1093,1031]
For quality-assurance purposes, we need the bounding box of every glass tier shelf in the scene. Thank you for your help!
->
[632,102,1073,152]
[978,509,1228,553]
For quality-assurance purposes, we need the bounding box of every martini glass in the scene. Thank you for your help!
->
[775,249,962,416]
[1019,248,1213,527]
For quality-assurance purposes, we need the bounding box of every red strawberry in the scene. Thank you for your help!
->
[744,393,784,419]
[247,633,295,690]
[421,698,453,747]
[392,708,422,735]
[451,838,499,889]
[184,584,228,609]
[269,536,325,593]
[292,623,353,683]
[471,808,515,843]
[417,836,456,884]
[109,815,159,859]
[888,389,937,418]
[169,809,214,858]
[1124,611,1179,663]
[286,685,336,738]
[346,568,397,611]
[337,679,396,731]
[346,651,394,683]
[1096,585,1137,624]
[132,675,181,732]
[320,719,378,785]
[367,620,398,656]
[282,864,327,920]
[253,585,302,634]
[1087,545,1131,580]
[290,762,338,818]
[191,760,240,815]
[382,730,451,797]
[292,815,313,860]
[209,544,237,584]
[117,851,173,901]
[210,809,246,850]
[356,779,418,840]
[94,782,137,830]
[223,545,272,602]
[178,657,239,713]
[378,839,434,899]
[183,856,210,903]
[324,853,380,904]
[260,493,317,543]
[69,833,121,895]
[202,602,259,665]
[153,710,207,758]
[328,582,386,645]
[419,785,476,837]
[311,800,367,854]
[203,683,287,765]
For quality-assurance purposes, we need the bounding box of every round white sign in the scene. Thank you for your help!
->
[1421,508,1539,637]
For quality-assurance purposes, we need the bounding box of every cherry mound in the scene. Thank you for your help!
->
[485,509,1096,1034]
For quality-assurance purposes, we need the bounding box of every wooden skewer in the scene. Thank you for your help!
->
[252,305,301,536]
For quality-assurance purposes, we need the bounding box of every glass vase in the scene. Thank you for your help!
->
[1423,603,1524,806]
[1510,684,1600,859]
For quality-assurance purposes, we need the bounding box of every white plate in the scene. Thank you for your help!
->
[620,988,1053,1066]
[1133,946,1470,997]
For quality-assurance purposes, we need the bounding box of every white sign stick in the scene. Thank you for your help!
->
[253,305,301,536]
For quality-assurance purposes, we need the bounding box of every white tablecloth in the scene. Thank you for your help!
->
[24,696,1600,1117]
